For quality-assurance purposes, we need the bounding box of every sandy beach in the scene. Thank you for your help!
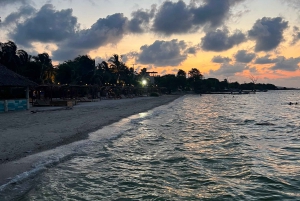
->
[0,95,180,186]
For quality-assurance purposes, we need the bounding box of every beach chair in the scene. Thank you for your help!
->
[34,99,51,106]
[120,94,127,99]
[79,97,93,102]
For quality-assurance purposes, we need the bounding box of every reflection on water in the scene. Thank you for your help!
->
[17,91,300,200]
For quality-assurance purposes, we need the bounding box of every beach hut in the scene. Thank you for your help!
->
[0,64,38,112]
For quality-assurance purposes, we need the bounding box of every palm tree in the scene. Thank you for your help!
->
[108,54,128,84]
[177,69,187,90]
[138,68,150,86]
[73,55,95,85]
[96,61,112,85]
[33,53,53,84]
[55,61,73,84]
[17,50,31,64]
[16,49,32,75]
[0,41,19,72]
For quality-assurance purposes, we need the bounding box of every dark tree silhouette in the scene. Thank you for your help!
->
[33,53,54,84]
[0,41,19,72]
[1,39,278,94]
[108,54,128,84]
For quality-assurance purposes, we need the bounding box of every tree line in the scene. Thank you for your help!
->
[0,40,277,93]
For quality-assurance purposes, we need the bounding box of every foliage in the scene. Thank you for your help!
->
[149,92,160,97]
[0,40,278,93]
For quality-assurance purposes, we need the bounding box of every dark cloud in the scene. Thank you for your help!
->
[201,28,246,51]
[152,1,194,35]
[0,5,35,27]
[254,55,279,64]
[271,57,300,72]
[7,4,129,61]
[191,0,244,27]
[291,26,300,45]
[234,50,256,63]
[10,4,77,47]
[128,5,156,33]
[209,62,247,77]
[185,46,199,55]
[120,52,139,63]
[53,13,128,61]
[152,0,244,35]
[212,55,232,63]
[248,67,257,74]
[248,17,288,52]
[137,39,189,67]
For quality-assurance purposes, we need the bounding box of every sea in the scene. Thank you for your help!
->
[1,90,300,201]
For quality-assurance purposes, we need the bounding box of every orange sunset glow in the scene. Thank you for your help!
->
[1,0,300,87]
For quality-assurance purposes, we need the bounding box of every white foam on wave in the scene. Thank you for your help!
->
[0,108,161,198]
[0,141,89,199]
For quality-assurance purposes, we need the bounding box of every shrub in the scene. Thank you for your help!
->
[150,92,160,97]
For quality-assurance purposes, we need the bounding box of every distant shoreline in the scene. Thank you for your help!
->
[0,95,180,186]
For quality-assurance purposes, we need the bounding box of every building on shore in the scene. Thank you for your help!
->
[0,64,38,112]
[146,71,158,85]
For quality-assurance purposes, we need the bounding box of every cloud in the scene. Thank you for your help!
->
[7,4,130,61]
[172,68,179,73]
[137,39,189,67]
[152,0,244,35]
[53,13,129,61]
[10,4,78,47]
[291,26,300,45]
[212,55,232,63]
[201,28,246,51]
[254,55,279,64]
[152,1,194,35]
[248,17,288,52]
[0,0,30,6]
[185,46,200,55]
[94,56,105,65]
[271,57,300,72]
[0,5,36,27]
[128,5,156,33]
[234,50,256,63]
[209,62,247,77]
[160,70,167,75]
[120,51,139,63]
[191,0,244,28]
[281,0,300,11]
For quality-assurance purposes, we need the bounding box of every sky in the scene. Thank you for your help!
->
[1,0,300,87]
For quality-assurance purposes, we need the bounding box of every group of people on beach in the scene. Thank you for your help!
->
[289,102,298,105]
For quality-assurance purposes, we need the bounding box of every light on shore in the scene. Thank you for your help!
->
[142,79,147,86]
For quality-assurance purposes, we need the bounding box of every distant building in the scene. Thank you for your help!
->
[146,71,158,84]
[0,64,38,112]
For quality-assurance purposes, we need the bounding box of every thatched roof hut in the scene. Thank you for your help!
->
[0,64,38,112]
[0,64,38,87]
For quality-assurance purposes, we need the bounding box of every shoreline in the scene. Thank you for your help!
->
[0,95,181,186]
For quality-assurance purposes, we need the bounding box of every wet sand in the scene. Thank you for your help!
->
[0,95,180,186]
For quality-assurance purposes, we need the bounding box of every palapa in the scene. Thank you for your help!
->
[0,64,38,87]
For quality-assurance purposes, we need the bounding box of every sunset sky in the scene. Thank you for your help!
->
[1,0,300,87]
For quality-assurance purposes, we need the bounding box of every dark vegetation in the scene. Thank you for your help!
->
[0,40,277,95]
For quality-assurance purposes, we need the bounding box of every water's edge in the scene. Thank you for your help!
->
[0,96,183,200]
